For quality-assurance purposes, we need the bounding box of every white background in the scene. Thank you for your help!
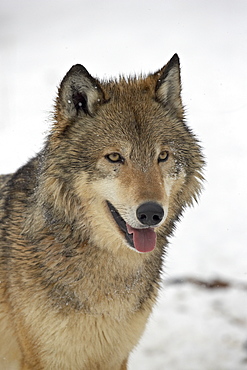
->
[1,1,247,369]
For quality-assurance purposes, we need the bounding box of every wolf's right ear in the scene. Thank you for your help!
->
[56,64,106,122]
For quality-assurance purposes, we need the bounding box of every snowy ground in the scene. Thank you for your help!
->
[1,1,247,369]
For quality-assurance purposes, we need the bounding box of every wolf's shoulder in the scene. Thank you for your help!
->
[0,174,13,226]
[0,156,40,202]
[0,174,13,193]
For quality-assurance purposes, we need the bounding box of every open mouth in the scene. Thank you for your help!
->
[106,201,156,253]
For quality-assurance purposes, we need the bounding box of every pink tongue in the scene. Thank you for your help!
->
[126,224,156,253]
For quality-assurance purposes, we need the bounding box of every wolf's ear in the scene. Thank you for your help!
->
[56,64,106,121]
[155,54,183,116]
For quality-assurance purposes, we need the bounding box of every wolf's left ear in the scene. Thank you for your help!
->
[56,64,106,122]
[155,54,183,115]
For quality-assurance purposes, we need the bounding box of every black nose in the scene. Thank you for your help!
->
[136,202,164,226]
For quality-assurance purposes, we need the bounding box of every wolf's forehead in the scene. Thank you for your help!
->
[89,80,188,150]
[93,111,159,148]
[96,101,177,143]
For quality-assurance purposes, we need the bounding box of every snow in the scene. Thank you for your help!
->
[1,1,247,368]
[130,283,247,370]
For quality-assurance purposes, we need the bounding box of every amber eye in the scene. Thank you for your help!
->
[158,151,169,162]
[105,153,124,163]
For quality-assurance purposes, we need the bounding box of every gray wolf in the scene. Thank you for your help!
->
[0,54,204,369]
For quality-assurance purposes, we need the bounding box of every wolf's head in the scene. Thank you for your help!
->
[41,55,204,255]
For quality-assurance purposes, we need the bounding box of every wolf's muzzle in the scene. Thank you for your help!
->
[106,201,164,252]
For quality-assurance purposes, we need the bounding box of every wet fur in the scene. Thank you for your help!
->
[0,55,204,369]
